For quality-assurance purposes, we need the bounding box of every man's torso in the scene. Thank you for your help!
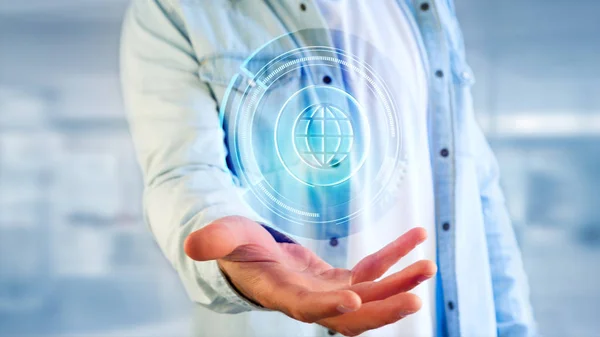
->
[163,0,498,336]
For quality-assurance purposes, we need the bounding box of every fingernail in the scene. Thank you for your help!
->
[337,305,357,313]
[416,275,432,283]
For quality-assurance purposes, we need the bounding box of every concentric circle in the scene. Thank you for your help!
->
[219,29,406,239]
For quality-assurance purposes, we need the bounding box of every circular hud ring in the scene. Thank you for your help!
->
[220,29,405,239]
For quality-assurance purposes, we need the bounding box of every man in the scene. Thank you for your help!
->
[120,0,536,336]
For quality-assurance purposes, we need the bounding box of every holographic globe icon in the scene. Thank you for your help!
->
[293,104,355,169]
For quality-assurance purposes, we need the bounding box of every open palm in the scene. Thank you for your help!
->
[185,216,436,337]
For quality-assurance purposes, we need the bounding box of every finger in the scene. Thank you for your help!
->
[184,216,276,261]
[351,227,427,284]
[267,283,362,323]
[321,292,422,337]
[351,259,437,302]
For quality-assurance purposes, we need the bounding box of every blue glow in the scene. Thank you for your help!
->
[220,29,406,239]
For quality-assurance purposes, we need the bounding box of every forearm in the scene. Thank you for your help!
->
[474,125,537,336]
[145,173,267,312]
[120,0,266,313]
[483,192,536,336]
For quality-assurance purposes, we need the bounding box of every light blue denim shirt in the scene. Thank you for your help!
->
[120,1,536,336]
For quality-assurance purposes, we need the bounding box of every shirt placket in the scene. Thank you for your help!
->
[411,1,460,336]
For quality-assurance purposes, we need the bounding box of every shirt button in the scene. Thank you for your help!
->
[442,222,450,231]
[461,71,471,81]
[323,75,332,84]
[300,3,307,11]
[327,329,337,336]
[435,70,444,78]
[420,2,430,11]
[448,301,455,310]
[329,237,339,247]
[440,148,449,157]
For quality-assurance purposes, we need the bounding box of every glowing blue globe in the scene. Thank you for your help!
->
[293,104,355,169]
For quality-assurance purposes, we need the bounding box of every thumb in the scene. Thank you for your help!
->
[184,216,275,261]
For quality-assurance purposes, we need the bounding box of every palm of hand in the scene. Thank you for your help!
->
[186,216,436,337]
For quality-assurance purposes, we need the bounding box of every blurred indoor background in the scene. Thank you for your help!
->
[0,0,598,336]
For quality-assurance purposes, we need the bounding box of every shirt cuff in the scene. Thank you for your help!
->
[259,223,298,244]
[201,259,271,312]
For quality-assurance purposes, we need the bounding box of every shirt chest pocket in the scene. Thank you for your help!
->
[197,54,306,175]
[197,54,305,114]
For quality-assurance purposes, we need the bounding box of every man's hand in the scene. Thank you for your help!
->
[184,216,436,337]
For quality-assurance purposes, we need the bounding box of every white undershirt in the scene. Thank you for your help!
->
[314,1,437,336]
